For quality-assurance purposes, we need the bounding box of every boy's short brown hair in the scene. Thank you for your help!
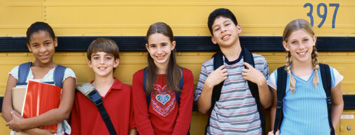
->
[208,8,238,35]
[87,38,120,60]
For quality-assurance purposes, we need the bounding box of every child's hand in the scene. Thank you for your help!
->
[242,62,266,86]
[205,65,228,88]
[6,111,24,132]
[37,129,57,135]
[268,130,280,135]
[23,128,57,135]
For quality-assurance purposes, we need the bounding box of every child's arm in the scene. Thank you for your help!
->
[132,71,155,135]
[6,77,76,131]
[197,65,227,114]
[129,86,137,135]
[70,93,81,135]
[2,75,55,134]
[268,87,280,135]
[331,82,344,131]
[269,87,277,130]
[242,62,272,108]
[172,69,194,135]
[129,128,137,135]
[9,111,56,135]
[2,75,17,122]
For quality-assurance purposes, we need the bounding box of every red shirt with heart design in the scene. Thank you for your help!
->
[133,68,194,135]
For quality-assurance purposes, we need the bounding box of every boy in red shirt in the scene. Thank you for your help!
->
[71,38,136,135]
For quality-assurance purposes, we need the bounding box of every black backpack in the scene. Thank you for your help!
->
[206,48,266,134]
[274,63,335,135]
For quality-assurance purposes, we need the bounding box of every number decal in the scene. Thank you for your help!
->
[304,3,314,27]
[304,3,339,28]
[317,3,327,28]
[329,3,340,28]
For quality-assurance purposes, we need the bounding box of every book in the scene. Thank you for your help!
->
[12,87,26,113]
[21,80,62,131]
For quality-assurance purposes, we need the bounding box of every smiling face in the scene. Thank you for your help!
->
[211,16,241,47]
[88,52,119,77]
[146,33,176,68]
[27,31,57,66]
[283,29,317,64]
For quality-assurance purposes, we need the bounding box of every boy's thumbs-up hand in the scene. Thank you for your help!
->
[242,62,266,86]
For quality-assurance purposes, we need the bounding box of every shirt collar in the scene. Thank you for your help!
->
[111,77,123,90]
[90,77,123,90]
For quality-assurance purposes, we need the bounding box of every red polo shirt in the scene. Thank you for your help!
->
[132,68,194,135]
[71,78,135,135]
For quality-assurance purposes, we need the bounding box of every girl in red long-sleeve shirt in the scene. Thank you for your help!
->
[132,22,194,135]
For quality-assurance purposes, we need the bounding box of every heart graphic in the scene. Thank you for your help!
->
[156,94,171,105]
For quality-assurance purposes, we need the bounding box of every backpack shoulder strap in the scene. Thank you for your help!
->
[175,67,184,104]
[319,63,335,135]
[205,52,224,133]
[274,66,287,134]
[76,83,117,135]
[53,65,66,88]
[17,62,32,85]
[242,48,266,134]
[242,48,257,99]
[211,51,224,110]
[143,68,151,105]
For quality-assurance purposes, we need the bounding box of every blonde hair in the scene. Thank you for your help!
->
[283,19,319,93]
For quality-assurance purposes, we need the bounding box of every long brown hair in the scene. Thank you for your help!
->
[283,19,319,93]
[145,22,182,94]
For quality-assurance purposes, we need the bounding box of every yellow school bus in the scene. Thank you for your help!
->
[0,0,354,134]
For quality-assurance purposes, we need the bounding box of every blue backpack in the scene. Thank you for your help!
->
[274,63,334,135]
[16,62,66,88]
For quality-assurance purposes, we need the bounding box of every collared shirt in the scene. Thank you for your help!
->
[71,77,135,135]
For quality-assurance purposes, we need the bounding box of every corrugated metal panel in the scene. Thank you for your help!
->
[0,0,354,36]
[0,0,354,134]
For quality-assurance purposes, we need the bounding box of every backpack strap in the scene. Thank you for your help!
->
[17,62,32,85]
[143,67,184,106]
[274,64,334,135]
[207,49,266,134]
[76,83,117,135]
[243,48,266,135]
[211,51,224,110]
[16,62,66,88]
[176,70,184,104]
[53,65,66,88]
[274,66,287,134]
[319,63,335,135]
[204,51,224,133]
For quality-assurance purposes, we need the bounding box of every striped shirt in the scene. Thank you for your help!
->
[194,52,269,135]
